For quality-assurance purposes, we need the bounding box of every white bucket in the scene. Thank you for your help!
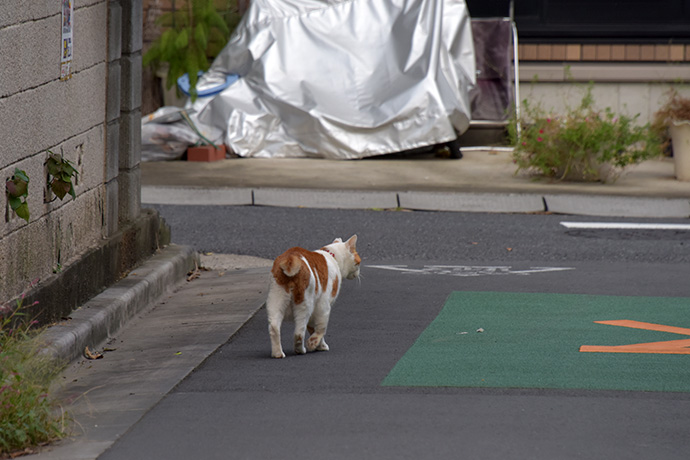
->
[670,120,690,181]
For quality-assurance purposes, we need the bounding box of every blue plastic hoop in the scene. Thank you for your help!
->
[177,72,239,97]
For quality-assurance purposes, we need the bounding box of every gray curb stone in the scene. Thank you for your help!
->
[38,244,198,365]
[141,186,690,218]
[253,188,399,209]
[398,191,545,213]
[142,186,253,206]
[543,195,690,218]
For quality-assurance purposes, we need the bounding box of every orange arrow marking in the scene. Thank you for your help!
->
[580,320,690,355]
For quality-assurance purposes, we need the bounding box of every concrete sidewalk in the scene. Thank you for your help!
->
[141,149,690,218]
[31,253,272,460]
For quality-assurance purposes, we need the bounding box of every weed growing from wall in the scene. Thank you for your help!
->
[5,169,30,223]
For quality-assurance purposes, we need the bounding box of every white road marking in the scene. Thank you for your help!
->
[367,265,574,277]
[560,222,690,230]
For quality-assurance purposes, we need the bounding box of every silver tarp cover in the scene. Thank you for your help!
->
[195,0,475,159]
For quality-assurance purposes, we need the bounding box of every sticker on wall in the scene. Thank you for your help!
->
[61,0,73,80]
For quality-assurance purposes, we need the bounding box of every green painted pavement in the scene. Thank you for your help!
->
[382,291,690,392]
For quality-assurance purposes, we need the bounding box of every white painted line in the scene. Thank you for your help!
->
[560,222,690,230]
[459,146,514,153]
[367,265,574,277]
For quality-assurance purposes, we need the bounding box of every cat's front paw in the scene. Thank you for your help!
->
[294,335,307,355]
[272,351,286,359]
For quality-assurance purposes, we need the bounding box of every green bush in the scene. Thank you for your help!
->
[0,290,65,455]
[509,85,663,182]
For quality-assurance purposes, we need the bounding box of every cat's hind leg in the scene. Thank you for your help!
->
[292,302,312,355]
[266,288,288,359]
[306,324,329,352]
[307,300,331,352]
[268,318,285,359]
[306,323,329,352]
[306,331,329,352]
[310,336,329,352]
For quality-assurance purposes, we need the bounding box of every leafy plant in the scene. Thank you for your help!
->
[143,0,231,101]
[651,88,690,154]
[45,150,78,201]
[6,169,30,222]
[0,284,66,455]
[219,0,243,42]
[509,85,663,182]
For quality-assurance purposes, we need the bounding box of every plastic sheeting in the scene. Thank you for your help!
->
[141,107,225,162]
[194,0,475,159]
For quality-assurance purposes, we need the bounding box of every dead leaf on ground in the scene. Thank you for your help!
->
[84,346,103,360]
[6,447,38,458]
[187,260,201,282]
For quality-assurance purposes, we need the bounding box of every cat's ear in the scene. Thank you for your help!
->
[333,238,343,243]
[345,234,357,249]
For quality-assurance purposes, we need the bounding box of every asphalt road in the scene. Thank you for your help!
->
[150,204,690,264]
[100,206,690,460]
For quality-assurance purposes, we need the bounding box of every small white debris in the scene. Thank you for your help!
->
[476,328,485,333]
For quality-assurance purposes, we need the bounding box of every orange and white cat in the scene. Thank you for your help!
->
[266,235,361,358]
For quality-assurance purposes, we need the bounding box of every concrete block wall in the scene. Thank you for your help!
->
[0,0,145,307]
[517,63,690,125]
[516,43,690,120]
[111,0,143,226]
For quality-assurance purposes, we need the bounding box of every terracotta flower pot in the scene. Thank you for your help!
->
[187,144,226,162]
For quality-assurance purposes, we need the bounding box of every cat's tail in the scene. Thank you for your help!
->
[278,254,302,277]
